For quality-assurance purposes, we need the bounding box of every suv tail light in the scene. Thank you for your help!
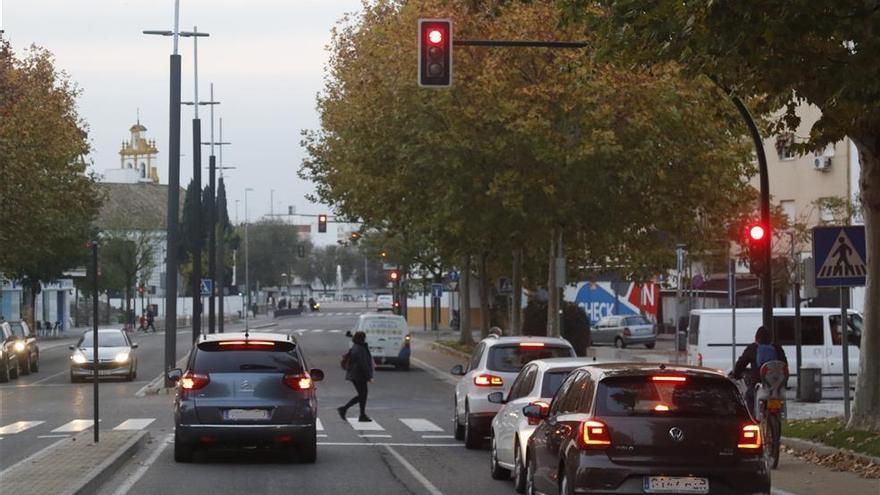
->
[180,371,210,391]
[737,424,762,453]
[474,374,503,387]
[578,419,612,449]
[283,373,313,390]
[527,401,550,425]
[623,327,631,336]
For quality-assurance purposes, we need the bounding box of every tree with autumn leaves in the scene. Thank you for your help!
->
[0,38,102,325]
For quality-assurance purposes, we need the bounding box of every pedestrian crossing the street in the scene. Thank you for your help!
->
[0,416,451,442]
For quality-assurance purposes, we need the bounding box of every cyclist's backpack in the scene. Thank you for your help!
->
[756,344,778,370]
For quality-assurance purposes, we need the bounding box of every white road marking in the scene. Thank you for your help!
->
[29,369,69,385]
[51,419,95,433]
[311,329,325,333]
[347,418,384,431]
[771,490,801,495]
[329,330,342,334]
[0,421,45,435]
[317,434,328,438]
[400,418,444,432]
[360,434,392,438]
[421,435,455,439]
[37,434,70,439]
[113,418,156,430]
[318,442,461,447]
[111,433,172,495]
[384,444,445,495]
[316,418,324,431]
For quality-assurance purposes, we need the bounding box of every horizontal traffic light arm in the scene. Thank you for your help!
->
[454,39,588,48]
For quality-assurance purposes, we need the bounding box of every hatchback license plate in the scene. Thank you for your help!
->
[225,409,268,421]
[644,477,709,494]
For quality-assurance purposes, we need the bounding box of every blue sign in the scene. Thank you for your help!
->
[431,283,443,298]
[448,271,460,282]
[812,226,867,287]
[200,278,213,296]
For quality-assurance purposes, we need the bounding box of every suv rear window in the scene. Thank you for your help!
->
[624,316,651,326]
[194,340,303,374]
[487,345,573,373]
[596,375,746,418]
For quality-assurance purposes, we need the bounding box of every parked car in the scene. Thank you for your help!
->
[450,336,576,449]
[525,362,770,495]
[7,321,39,375]
[488,357,597,492]
[351,313,411,370]
[69,328,139,382]
[591,315,656,349]
[0,323,21,382]
[376,294,394,312]
[687,308,861,387]
[168,332,324,463]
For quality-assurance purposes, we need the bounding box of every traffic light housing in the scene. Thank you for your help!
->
[746,223,769,276]
[298,245,305,258]
[418,19,452,87]
[318,214,327,233]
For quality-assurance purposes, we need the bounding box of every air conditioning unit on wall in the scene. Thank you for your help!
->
[814,156,832,171]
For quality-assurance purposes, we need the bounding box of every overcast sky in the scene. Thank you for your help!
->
[2,0,362,232]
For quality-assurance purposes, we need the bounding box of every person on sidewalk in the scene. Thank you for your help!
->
[145,308,156,333]
[732,326,788,413]
[338,331,374,422]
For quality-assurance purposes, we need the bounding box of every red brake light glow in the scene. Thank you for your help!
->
[519,342,545,347]
[283,374,312,390]
[180,371,210,391]
[428,29,443,44]
[474,374,504,387]
[738,424,762,452]
[219,340,275,346]
[654,404,670,412]
[578,420,612,449]
[651,375,687,382]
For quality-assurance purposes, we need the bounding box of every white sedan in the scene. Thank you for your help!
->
[488,357,597,492]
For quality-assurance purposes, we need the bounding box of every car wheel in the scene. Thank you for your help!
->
[513,441,526,493]
[10,360,19,379]
[0,358,9,383]
[614,337,625,349]
[525,451,537,495]
[297,426,318,463]
[19,355,31,376]
[464,404,481,449]
[30,354,39,373]
[174,430,194,463]
[559,465,573,495]
[490,434,510,479]
[453,398,465,441]
[645,342,656,349]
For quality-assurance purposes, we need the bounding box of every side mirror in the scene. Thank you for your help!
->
[68,344,76,351]
[166,368,183,382]
[131,343,139,349]
[523,402,550,420]
[487,391,505,404]
[345,330,352,337]
[450,364,465,376]
[310,368,325,382]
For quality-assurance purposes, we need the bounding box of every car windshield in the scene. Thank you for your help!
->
[194,341,303,374]
[541,370,574,397]
[79,331,127,347]
[9,322,27,338]
[597,375,747,418]
[486,345,573,373]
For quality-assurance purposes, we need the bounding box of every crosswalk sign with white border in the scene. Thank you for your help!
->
[200,278,213,296]
[812,226,867,287]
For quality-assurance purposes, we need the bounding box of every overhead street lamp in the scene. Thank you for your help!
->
[244,187,254,332]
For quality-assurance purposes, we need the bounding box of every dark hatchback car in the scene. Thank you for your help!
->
[8,321,39,375]
[168,332,324,463]
[524,363,770,495]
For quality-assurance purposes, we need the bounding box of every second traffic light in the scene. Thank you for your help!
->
[746,223,769,276]
[418,19,452,87]
[318,214,327,233]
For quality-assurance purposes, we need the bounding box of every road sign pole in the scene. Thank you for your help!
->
[91,242,99,443]
[840,287,851,420]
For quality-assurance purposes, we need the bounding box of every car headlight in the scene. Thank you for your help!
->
[71,352,87,364]
[13,341,25,352]
[114,352,130,363]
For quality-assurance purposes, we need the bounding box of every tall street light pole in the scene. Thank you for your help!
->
[143,0,183,387]
[202,115,233,333]
[244,187,253,332]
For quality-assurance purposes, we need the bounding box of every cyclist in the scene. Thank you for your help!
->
[732,326,788,413]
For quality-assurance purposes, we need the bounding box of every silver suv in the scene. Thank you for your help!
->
[168,332,324,463]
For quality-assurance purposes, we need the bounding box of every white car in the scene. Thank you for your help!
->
[450,336,576,449]
[352,313,411,370]
[376,294,394,312]
[487,357,596,492]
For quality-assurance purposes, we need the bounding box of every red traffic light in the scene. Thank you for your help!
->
[389,271,400,281]
[418,19,452,87]
[748,224,766,241]
[427,29,443,44]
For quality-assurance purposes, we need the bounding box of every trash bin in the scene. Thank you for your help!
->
[799,367,822,402]
[677,331,688,351]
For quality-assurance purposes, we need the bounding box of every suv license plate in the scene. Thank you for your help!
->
[644,477,709,494]
[225,409,269,421]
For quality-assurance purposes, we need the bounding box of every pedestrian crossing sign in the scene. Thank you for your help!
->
[812,226,867,287]
[200,278,213,296]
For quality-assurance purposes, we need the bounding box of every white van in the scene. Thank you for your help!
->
[686,308,862,387]
[353,313,411,370]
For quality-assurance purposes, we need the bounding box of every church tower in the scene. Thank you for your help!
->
[119,113,160,183]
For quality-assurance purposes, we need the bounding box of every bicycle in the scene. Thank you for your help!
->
[754,360,788,469]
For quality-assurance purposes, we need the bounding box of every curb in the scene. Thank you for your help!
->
[136,354,189,397]
[781,436,880,466]
[252,322,278,330]
[64,430,150,495]
[429,342,471,361]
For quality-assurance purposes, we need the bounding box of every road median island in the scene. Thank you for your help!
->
[0,430,149,495]
[782,418,880,478]
[429,340,473,360]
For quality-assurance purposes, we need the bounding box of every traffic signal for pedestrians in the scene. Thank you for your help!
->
[418,19,452,87]
[746,222,769,276]
[318,214,327,233]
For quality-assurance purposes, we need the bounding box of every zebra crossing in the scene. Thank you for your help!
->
[303,312,364,317]
[0,416,453,441]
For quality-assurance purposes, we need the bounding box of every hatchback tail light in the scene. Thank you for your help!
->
[474,374,504,387]
[180,371,210,391]
[737,424,762,453]
[527,401,550,425]
[283,373,313,390]
[578,419,612,449]
[623,327,631,336]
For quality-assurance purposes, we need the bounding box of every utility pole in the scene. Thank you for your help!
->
[244,187,253,332]
[214,119,233,332]
[144,0,184,388]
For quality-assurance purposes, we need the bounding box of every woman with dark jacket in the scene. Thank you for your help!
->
[338,331,374,422]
